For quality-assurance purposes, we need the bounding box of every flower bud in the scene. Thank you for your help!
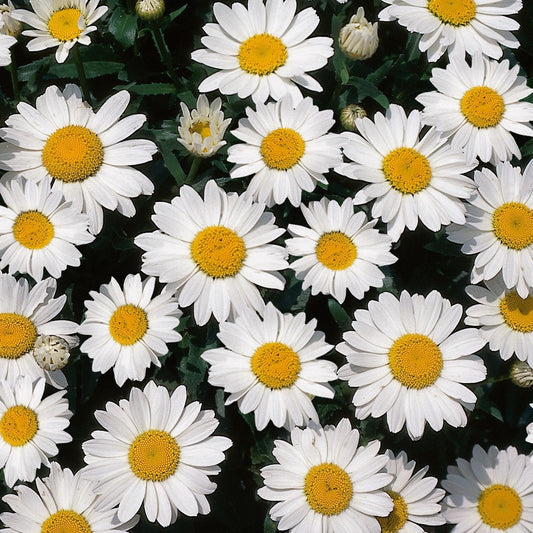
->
[339,7,379,60]
[33,335,70,371]
[135,0,165,21]
[0,2,22,37]
[510,361,533,388]
[340,104,367,131]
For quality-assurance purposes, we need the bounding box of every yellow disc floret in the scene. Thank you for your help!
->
[500,292,533,333]
[315,232,357,270]
[13,211,54,250]
[128,429,180,482]
[0,405,38,446]
[41,510,92,533]
[48,8,83,42]
[260,128,305,170]
[492,202,533,250]
[108,304,148,346]
[427,0,476,26]
[460,86,505,128]
[42,125,104,183]
[478,484,522,529]
[382,147,432,194]
[238,33,288,76]
[190,121,212,140]
[378,491,409,533]
[251,342,301,389]
[0,313,38,360]
[304,463,353,516]
[388,333,443,389]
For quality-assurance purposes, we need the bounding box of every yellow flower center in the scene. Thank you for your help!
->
[42,125,104,183]
[41,510,92,533]
[47,8,83,42]
[427,0,476,26]
[0,313,38,360]
[460,86,505,128]
[251,342,301,389]
[13,211,55,250]
[128,429,180,482]
[304,463,353,516]
[477,484,522,530]
[388,333,443,389]
[238,33,288,76]
[499,292,533,333]
[190,121,212,140]
[315,232,357,270]
[260,128,305,171]
[0,405,38,446]
[492,202,533,250]
[378,491,409,533]
[108,304,148,346]
[382,147,432,194]
[191,225,246,279]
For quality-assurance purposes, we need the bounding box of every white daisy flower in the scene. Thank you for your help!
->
[0,33,15,66]
[379,0,522,63]
[0,274,78,388]
[228,96,342,207]
[0,177,94,281]
[0,376,71,487]
[134,180,288,326]
[0,461,138,532]
[465,276,533,366]
[416,55,533,164]
[442,445,533,531]
[527,404,533,444]
[286,197,397,303]
[336,104,476,241]
[0,84,157,235]
[258,418,394,532]
[191,0,334,105]
[447,162,533,299]
[337,290,487,440]
[78,273,182,387]
[379,450,445,532]
[12,0,108,64]
[202,302,336,431]
[82,381,232,527]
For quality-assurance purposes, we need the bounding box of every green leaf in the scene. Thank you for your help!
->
[159,141,186,184]
[108,8,138,49]
[48,61,123,79]
[348,76,389,109]
[129,83,176,95]
[169,5,188,22]
[328,299,352,331]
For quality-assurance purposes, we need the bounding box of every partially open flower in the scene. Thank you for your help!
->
[33,335,71,371]
[135,0,165,21]
[0,1,22,37]
[340,104,367,131]
[510,361,533,388]
[339,7,379,60]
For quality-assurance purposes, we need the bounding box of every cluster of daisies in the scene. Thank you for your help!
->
[0,0,531,531]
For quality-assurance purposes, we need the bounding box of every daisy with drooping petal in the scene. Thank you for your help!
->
[134,180,288,326]
[337,290,487,440]
[336,104,476,241]
[442,445,533,532]
[378,450,445,533]
[286,197,397,303]
[0,376,71,487]
[0,274,78,388]
[0,33,15,66]
[0,84,157,234]
[12,0,108,63]
[82,381,232,527]
[228,96,342,207]
[447,162,533,299]
[191,0,334,104]
[379,0,522,63]
[202,302,336,431]
[0,462,138,532]
[78,273,182,387]
[258,418,394,532]
[0,177,94,281]
[417,55,533,164]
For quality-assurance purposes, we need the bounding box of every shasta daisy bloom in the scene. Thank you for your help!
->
[447,162,533,299]
[191,0,334,105]
[202,302,336,431]
[0,33,15,66]
[258,418,394,532]
[0,376,71,487]
[0,462,137,532]
[286,197,397,303]
[134,180,288,326]
[442,445,533,531]
[378,450,445,532]
[0,84,157,235]
[0,274,78,389]
[78,273,182,387]
[336,104,476,241]
[227,96,342,207]
[0,177,94,281]
[378,0,522,63]
[82,381,232,527]
[416,55,533,164]
[11,0,108,64]
[337,290,487,440]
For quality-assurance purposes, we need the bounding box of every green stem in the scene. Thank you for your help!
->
[185,157,201,184]
[150,23,180,89]
[8,58,19,102]
[73,45,92,105]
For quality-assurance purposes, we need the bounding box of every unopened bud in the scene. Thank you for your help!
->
[340,104,367,131]
[0,2,22,37]
[33,335,70,371]
[339,7,379,60]
[135,0,165,21]
[510,361,533,388]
